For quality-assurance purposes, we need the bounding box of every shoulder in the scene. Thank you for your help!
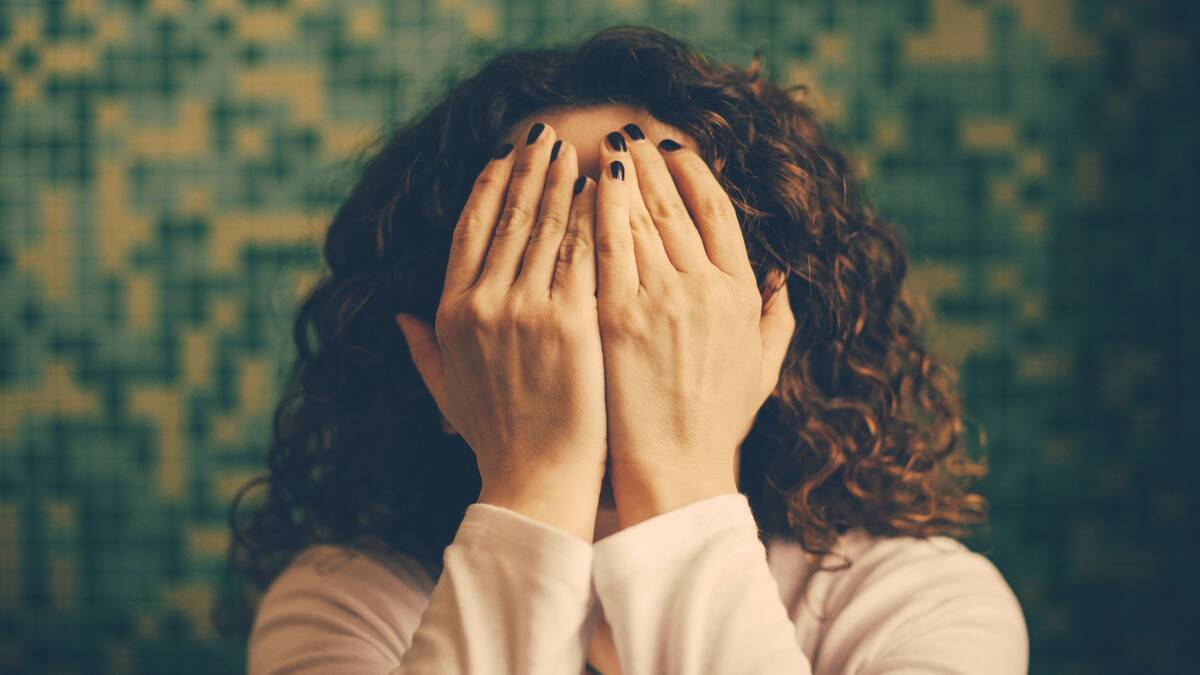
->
[828,531,1021,606]
[269,539,439,599]
[770,531,1029,674]
[248,541,437,674]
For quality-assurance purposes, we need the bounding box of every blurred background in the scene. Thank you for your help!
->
[1,0,1196,673]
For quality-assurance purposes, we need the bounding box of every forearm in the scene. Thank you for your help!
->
[591,493,811,675]
[398,498,599,674]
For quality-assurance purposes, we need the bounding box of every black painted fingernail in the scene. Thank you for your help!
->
[606,131,627,152]
[610,160,624,181]
[493,142,514,159]
[622,123,645,140]
[658,138,682,151]
[526,122,545,145]
[550,140,562,162]
[573,175,587,195]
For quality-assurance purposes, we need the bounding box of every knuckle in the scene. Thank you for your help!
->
[525,216,568,257]
[696,194,732,222]
[510,159,539,180]
[629,209,657,236]
[649,197,690,225]
[496,202,534,237]
[535,209,567,237]
[472,169,501,190]
[557,228,592,265]
[433,308,454,340]
[596,234,632,256]
[458,296,495,328]
[507,301,544,334]
[452,212,487,244]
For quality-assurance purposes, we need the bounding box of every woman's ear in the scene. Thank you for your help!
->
[396,313,460,437]
[760,274,796,400]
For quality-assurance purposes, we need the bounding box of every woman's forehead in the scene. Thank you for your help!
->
[502,104,694,181]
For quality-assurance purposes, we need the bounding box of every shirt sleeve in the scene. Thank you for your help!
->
[590,492,813,675]
[590,492,1028,675]
[248,502,600,675]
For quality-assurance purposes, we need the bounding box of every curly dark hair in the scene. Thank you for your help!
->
[217,24,989,636]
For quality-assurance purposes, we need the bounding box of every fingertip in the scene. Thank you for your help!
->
[657,138,684,152]
[491,142,515,160]
[596,160,629,205]
[581,176,602,208]
[608,159,626,182]
[551,138,579,168]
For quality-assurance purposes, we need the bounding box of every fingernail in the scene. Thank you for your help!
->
[573,175,587,195]
[526,121,545,145]
[622,123,645,140]
[658,138,682,151]
[492,143,514,159]
[550,139,562,162]
[610,160,625,181]
[606,131,627,152]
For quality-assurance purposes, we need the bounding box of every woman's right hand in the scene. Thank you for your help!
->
[394,121,607,541]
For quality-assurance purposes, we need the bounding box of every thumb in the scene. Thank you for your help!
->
[759,277,796,398]
[395,313,448,413]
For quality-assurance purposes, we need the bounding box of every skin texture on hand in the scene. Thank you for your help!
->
[396,120,607,542]
[593,125,798,529]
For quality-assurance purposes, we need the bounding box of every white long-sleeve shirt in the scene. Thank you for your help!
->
[248,492,1028,674]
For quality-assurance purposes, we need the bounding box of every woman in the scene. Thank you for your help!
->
[226,25,1028,675]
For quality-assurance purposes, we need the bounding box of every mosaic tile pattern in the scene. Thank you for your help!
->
[1,0,1195,672]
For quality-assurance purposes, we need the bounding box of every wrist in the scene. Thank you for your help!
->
[609,459,738,529]
[478,463,603,542]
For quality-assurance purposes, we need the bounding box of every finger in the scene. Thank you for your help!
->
[476,120,558,290]
[595,134,637,304]
[515,139,579,294]
[395,313,450,414]
[620,123,709,273]
[443,142,518,296]
[616,130,677,292]
[657,140,755,281]
[759,277,796,396]
[551,174,598,304]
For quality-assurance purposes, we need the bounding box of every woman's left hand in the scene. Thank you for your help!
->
[594,127,796,528]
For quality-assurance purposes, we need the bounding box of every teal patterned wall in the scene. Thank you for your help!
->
[1,1,1195,673]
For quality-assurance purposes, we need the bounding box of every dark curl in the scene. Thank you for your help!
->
[217,25,989,635]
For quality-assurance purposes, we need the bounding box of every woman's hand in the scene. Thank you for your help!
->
[395,122,606,541]
[594,127,797,528]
